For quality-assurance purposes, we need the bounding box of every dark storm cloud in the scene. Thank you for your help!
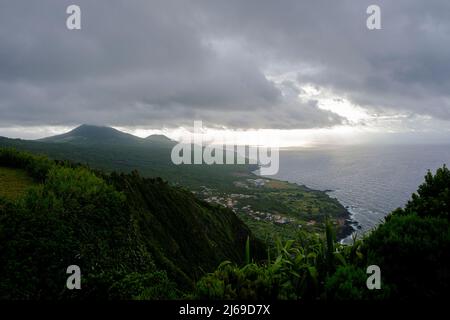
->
[0,0,449,129]
[197,0,450,120]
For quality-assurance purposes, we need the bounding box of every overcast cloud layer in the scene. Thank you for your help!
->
[1,0,449,131]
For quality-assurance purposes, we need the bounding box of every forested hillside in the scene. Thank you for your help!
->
[0,148,264,299]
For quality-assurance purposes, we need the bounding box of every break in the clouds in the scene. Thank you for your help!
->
[0,0,449,132]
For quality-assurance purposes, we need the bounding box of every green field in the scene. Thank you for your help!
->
[0,166,36,200]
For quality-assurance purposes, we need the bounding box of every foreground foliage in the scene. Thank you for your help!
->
[0,148,261,299]
[193,166,450,300]
[1,148,449,300]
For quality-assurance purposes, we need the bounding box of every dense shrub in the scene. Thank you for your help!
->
[363,214,450,299]
[0,148,53,182]
[401,165,450,220]
[324,265,392,300]
[109,271,178,300]
[193,227,366,300]
[0,149,170,299]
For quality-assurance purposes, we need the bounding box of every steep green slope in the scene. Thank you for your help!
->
[0,148,264,299]
[106,171,265,287]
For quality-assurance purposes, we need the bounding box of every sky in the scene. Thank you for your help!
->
[1,0,450,146]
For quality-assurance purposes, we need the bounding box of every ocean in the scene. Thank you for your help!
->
[261,144,450,243]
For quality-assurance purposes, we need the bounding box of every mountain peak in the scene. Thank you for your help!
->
[145,134,175,144]
[39,124,142,144]
[70,124,123,136]
[75,123,102,129]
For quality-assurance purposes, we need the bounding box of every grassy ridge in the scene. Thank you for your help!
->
[0,166,36,200]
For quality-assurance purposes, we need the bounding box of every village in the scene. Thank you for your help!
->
[194,180,296,226]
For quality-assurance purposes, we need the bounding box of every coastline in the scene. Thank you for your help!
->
[322,190,360,243]
[252,170,355,242]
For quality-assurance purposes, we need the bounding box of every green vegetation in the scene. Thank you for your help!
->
[196,178,351,247]
[0,126,353,243]
[362,165,450,299]
[192,224,383,300]
[0,166,36,200]
[0,128,252,190]
[193,166,450,300]
[0,147,449,300]
[0,148,264,299]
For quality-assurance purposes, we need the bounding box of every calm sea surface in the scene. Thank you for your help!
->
[261,144,450,242]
